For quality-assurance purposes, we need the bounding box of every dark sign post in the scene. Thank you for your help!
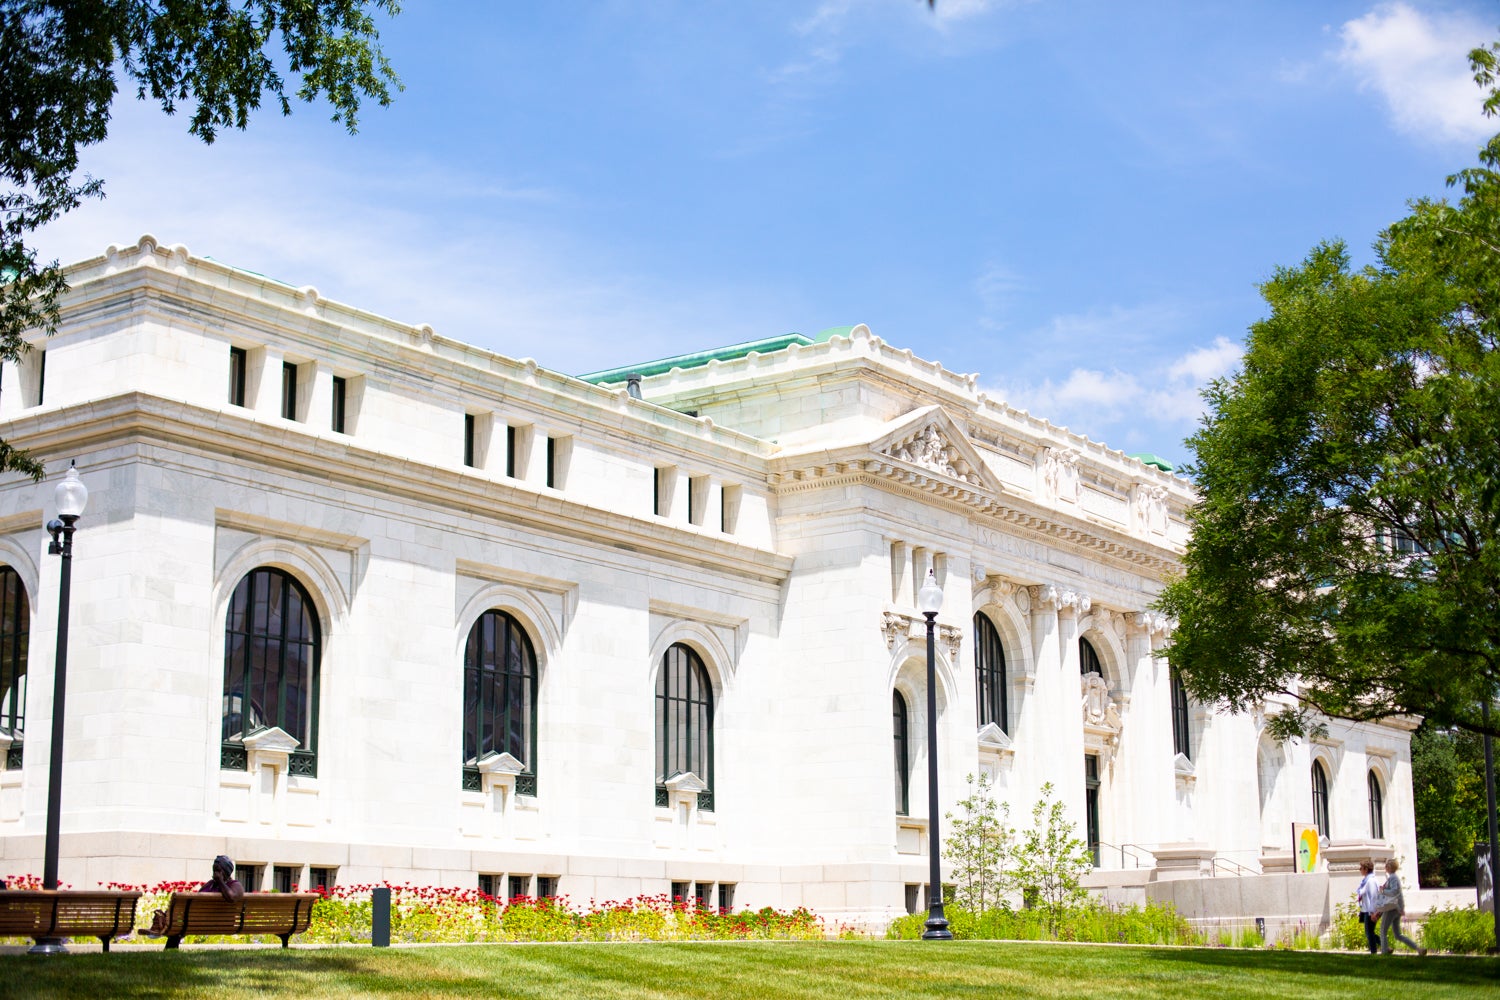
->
[372,886,391,947]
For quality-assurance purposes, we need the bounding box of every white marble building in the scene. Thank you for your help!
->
[0,237,1416,925]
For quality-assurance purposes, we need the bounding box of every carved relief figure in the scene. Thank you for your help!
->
[1133,483,1169,535]
[1043,448,1080,503]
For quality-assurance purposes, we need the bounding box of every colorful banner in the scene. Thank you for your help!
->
[1293,823,1320,873]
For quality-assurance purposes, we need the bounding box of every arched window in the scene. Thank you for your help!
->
[1170,669,1191,760]
[1079,637,1103,676]
[1368,770,1384,840]
[0,567,28,770]
[221,568,320,775]
[461,610,537,793]
[893,691,910,815]
[655,643,713,810]
[973,613,1008,733]
[1311,760,1331,837]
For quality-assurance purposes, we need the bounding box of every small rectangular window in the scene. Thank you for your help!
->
[905,884,921,915]
[670,880,690,904]
[331,376,347,433]
[238,864,264,893]
[654,466,676,517]
[544,435,570,490]
[721,485,741,534]
[545,436,556,488]
[273,864,300,893]
[694,882,712,910]
[717,883,735,913]
[478,873,497,898]
[506,426,518,477]
[536,876,558,899]
[507,874,531,900]
[35,350,45,407]
[310,866,337,892]
[229,347,247,406]
[688,476,709,526]
[464,413,477,468]
[281,362,298,420]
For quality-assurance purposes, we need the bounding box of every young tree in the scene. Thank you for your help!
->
[1412,723,1489,887]
[1,1,401,478]
[1008,782,1092,934]
[943,771,1013,912]
[1156,41,1500,739]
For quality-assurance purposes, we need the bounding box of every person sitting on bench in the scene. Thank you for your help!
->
[144,855,244,936]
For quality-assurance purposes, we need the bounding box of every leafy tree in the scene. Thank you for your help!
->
[1156,41,1500,738]
[1008,782,1092,934]
[1412,722,1489,887]
[0,1,401,478]
[943,771,1014,912]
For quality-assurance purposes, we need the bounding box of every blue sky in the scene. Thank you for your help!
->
[34,1,1500,467]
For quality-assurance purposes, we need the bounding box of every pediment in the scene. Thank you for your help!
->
[1173,752,1197,784]
[664,771,708,794]
[871,406,1002,493]
[242,726,300,753]
[976,722,1014,755]
[477,751,527,775]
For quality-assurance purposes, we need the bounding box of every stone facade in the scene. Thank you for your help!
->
[0,237,1417,925]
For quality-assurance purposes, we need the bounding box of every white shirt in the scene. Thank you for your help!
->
[1357,873,1381,913]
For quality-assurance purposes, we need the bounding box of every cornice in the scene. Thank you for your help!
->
[770,459,1178,576]
[1,392,794,587]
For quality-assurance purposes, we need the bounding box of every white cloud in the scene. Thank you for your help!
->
[32,100,781,377]
[1167,335,1242,384]
[1336,2,1493,143]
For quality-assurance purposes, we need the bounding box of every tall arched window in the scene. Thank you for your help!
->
[221,568,320,775]
[1079,637,1103,676]
[461,610,538,793]
[1368,770,1384,840]
[1311,760,1331,837]
[655,643,713,810]
[0,567,28,770]
[1170,669,1191,760]
[893,691,910,815]
[973,613,1008,733]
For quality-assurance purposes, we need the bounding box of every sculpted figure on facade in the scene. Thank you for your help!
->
[1042,447,1081,503]
[1081,671,1123,765]
[887,424,979,485]
[1133,483,1169,535]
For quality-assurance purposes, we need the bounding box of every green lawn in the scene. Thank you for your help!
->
[0,941,1495,999]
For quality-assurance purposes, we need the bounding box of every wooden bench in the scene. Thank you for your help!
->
[158,892,321,949]
[0,890,141,951]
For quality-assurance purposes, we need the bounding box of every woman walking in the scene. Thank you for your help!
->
[1375,858,1426,955]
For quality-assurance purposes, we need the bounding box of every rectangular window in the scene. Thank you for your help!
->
[545,436,556,488]
[35,350,44,407]
[310,866,337,892]
[694,882,712,910]
[670,880,690,904]
[274,864,300,893]
[507,874,531,900]
[536,876,558,899]
[654,466,676,517]
[464,413,477,468]
[905,884,921,915]
[331,376,347,433]
[717,883,735,913]
[720,485,741,534]
[281,361,298,420]
[688,476,709,526]
[229,347,247,406]
[505,426,518,477]
[478,873,497,898]
[238,864,264,893]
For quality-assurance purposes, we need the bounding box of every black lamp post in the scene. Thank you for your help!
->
[31,464,87,956]
[918,568,951,940]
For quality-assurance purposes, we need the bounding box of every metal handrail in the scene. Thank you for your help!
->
[1210,857,1257,877]
[1095,840,1156,869]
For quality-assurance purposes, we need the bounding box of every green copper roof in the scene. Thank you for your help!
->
[1128,453,1175,473]
[577,326,853,384]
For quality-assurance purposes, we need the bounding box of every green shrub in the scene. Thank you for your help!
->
[1419,905,1495,954]
[886,901,1200,945]
[1330,900,1366,951]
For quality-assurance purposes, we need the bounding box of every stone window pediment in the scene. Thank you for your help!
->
[1173,752,1196,785]
[976,722,1014,757]
[242,725,300,772]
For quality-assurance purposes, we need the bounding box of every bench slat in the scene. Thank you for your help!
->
[0,891,141,950]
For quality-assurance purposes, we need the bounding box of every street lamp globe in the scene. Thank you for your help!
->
[55,466,88,520]
[918,569,943,616]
